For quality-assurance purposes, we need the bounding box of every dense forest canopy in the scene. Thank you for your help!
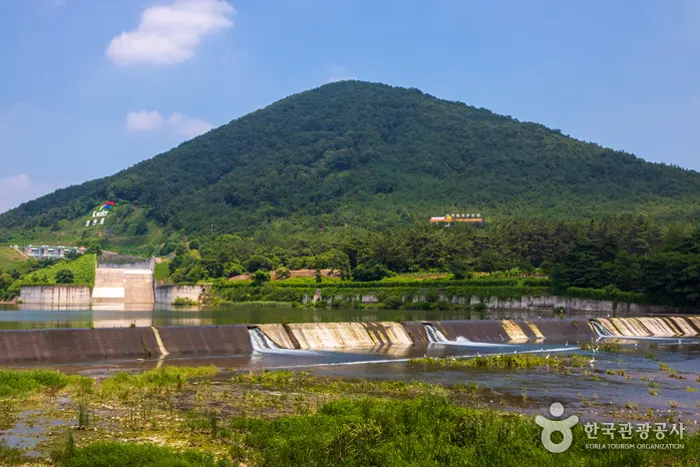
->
[149,215,700,308]
[2,80,700,242]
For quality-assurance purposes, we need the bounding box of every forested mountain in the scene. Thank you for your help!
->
[3,80,700,240]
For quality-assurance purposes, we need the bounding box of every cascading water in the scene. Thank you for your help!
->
[250,327,282,351]
[249,328,312,355]
[425,323,449,343]
[590,320,613,337]
[423,323,509,347]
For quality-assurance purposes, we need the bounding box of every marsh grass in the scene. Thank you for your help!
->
[408,353,590,369]
[77,403,90,429]
[580,341,623,353]
[232,370,448,397]
[51,439,232,467]
[0,440,27,466]
[98,366,219,400]
[231,395,699,467]
[0,368,91,397]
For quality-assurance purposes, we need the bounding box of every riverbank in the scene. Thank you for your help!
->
[0,360,698,466]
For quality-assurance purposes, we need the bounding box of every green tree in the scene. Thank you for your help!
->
[352,263,390,282]
[251,270,271,287]
[55,269,75,284]
[0,273,13,290]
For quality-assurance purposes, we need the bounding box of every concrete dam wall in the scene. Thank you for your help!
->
[20,286,92,306]
[0,317,698,364]
[92,267,154,305]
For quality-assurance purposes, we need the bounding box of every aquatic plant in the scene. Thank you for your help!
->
[98,366,218,400]
[580,340,622,353]
[77,403,90,429]
[408,353,590,369]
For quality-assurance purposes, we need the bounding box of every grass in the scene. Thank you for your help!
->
[153,261,170,281]
[408,353,591,369]
[580,340,623,353]
[16,254,97,287]
[52,440,232,467]
[98,366,219,400]
[233,370,448,397]
[0,246,30,273]
[231,395,699,467]
[0,368,87,397]
[172,297,199,306]
[0,440,29,466]
[0,365,698,466]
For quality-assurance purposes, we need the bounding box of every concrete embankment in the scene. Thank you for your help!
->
[155,285,210,305]
[20,286,92,307]
[0,317,698,364]
[306,293,680,315]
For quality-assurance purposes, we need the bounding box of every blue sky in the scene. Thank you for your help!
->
[1,0,699,213]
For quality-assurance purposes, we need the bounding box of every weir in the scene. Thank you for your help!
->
[0,316,697,364]
[590,317,700,340]
[424,323,511,347]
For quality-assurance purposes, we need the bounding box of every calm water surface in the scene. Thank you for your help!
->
[0,304,636,330]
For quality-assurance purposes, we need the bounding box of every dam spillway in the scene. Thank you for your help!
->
[0,317,698,365]
[591,317,700,339]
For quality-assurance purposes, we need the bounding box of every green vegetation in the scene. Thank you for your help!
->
[4,81,700,240]
[126,214,700,308]
[0,247,30,273]
[0,365,696,465]
[154,261,170,281]
[232,370,448,397]
[12,254,96,287]
[0,368,82,397]
[409,354,591,369]
[54,441,232,467]
[97,366,219,400]
[2,82,700,307]
[233,396,698,467]
[172,297,199,307]
[580,341,623,353]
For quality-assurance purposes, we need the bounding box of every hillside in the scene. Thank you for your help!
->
[2,80,700,245]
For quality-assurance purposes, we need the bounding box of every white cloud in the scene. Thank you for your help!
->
[327,66,356,83]
[167,113,215,138]
[106,0,235,66]
[125,110,164,132]
[0,174,48,214]
[125,110,214,139]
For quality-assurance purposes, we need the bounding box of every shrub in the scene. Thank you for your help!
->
[55,269,75,284]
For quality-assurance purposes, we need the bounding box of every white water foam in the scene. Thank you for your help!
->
[424,323,513,347]
[248,328,315,355]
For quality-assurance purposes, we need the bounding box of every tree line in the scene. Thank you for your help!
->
[164,214,700,307]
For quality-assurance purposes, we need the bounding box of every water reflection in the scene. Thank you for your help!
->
[0,303,643,331]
